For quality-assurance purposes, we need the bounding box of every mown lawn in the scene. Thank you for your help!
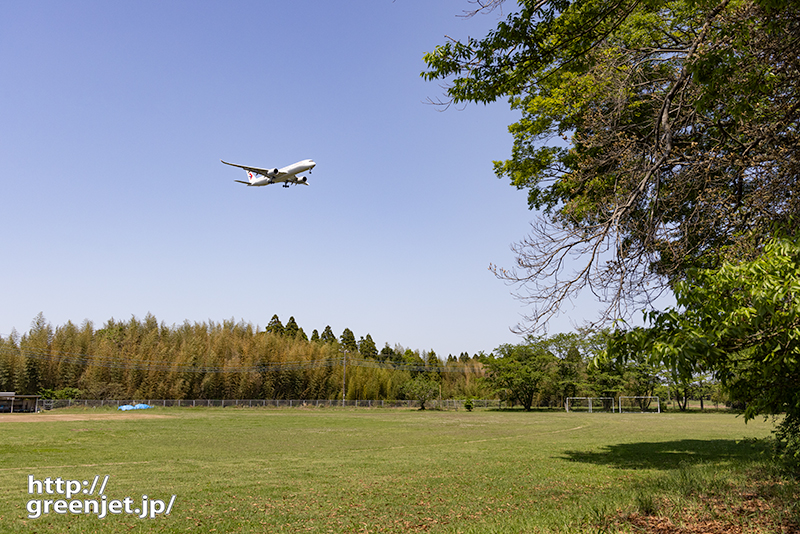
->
[0,407,794,533]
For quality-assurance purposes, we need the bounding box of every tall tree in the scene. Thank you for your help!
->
[424,0,800,331]
[486,340,558,411]
[621,354,662,411]
[265,315,285,336]
[556,345,583,405]
[425,350,444,378]
[284,316,300,339]
[16,356,41,395]
[379,343,396,362]
[18,313,51,394]
[295,327,308,342]
[401,374,440,410]
[587,357,625,402]
[340,328,358,353]
[0,331,20,392]
[358,334,378,359]
[320,326,337,344]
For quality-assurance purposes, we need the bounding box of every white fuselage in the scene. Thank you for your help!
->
[250,159,315,186]
[279,159,315,176]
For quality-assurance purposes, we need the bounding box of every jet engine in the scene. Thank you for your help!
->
[269,168,279,175]
[297,176,307,184]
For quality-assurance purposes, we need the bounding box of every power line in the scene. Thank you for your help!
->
[0,346,478,374]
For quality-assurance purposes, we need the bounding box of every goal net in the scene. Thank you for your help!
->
[618,396,661,413]
[565,397,616,413]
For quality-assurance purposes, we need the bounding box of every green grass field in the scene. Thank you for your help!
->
[0,407,795,533]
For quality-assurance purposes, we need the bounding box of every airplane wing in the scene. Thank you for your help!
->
[220,160,284,177]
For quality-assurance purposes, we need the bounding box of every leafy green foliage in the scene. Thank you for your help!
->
[486,339,558,410]
[464,397,474,411]
[38,387,82,400]
[400,374,440,409]
[424,0,800,329]
[609,235,800,472]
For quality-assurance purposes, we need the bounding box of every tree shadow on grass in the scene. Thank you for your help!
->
[563,440,800,532]
[560,438,770,470]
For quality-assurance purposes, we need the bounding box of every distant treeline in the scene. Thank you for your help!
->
[0,313,723,408]
[0,313,488,400]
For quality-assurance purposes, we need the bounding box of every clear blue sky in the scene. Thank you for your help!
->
[1,1,604,357]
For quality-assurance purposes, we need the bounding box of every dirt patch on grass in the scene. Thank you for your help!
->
[0,412,171,423]
[612,490,800,533]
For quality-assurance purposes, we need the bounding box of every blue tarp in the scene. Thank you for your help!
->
[118,404,153,411]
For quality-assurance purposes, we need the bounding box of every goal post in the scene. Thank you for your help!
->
[618,396,661,413]
[565,397,617,413]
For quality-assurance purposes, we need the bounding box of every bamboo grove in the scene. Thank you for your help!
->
[0,313,728,410]
[0,313,488,401]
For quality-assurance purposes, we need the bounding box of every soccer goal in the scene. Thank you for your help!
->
[618,396,661,413]
[565,397,616,413]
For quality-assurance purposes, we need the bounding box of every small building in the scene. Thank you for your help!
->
[0,392,41,413]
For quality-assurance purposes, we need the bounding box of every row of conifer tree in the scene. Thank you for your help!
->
[1,313,718,408]
[0,313,488,400]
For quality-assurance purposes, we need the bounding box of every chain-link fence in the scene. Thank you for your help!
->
[40,398,502,410]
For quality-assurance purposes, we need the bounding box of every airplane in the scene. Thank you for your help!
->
[221,159,316,188]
